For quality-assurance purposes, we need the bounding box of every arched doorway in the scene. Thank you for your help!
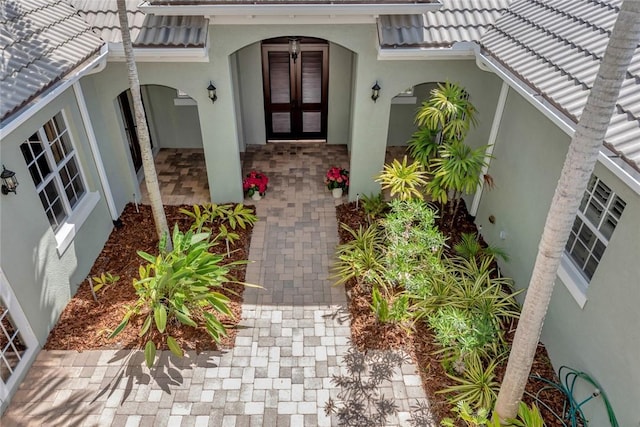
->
[261,37,329,140]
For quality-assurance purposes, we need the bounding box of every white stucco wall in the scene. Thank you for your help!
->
[0,88,113,346]
[475,89,640,426]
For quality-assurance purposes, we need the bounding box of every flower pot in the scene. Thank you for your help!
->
[251,192,262,201]
[332,188,343,198]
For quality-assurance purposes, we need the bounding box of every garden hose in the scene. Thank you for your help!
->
[526,365,618,427]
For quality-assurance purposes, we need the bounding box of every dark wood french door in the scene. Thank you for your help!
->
[117,90,153,172]
[262,40,328,140]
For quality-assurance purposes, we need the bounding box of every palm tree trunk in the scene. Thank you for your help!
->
[495,0,640,420]
[116,0,171,248]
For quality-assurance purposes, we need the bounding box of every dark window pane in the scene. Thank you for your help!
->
[59,132,72,156]
[44,181,59,206]
[579,192,589,212]
[593,181,611,205]
[51,198,66,226]
[584,256,599,280]
[53,113,66,133]
[66,158,79,179]
[20,142,34,164]
[51,140,64,164]
[36,155,51,179]
[60,165,70,187]
[72,177,85,201]
[586,175,597,192]
[571,218,582,234]
[566,233,576,251]
[570,240,589,269]
[611,197,626,218]
[584,199,604,225]
[65,186,77,208]
[600,215,617,240]
[28,164,42,187]
[45,209,56,228]
[593,240,606,261]
[39,191,48,207]
[577,223,596,250]
[43,121,56,142]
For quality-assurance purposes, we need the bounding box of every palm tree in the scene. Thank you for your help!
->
[116,0,170,247]
[494,0,640,420]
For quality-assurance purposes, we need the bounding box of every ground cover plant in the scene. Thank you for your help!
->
[45,203,255,353]
[335,199,570,425]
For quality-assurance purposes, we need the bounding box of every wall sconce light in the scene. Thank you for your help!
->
[207,81,217,103]
[289,37,300,63]
[371,81,381,102]
[1,165,18,195]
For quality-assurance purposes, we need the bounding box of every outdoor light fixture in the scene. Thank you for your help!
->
[207,81,217,103]
[289,37,300,62]
[371,81,381,102]
[1,165,18,195]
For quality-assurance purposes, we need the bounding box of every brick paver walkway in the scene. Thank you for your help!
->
[2,143,430,426]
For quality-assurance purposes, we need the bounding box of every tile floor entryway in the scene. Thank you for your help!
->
[2,143,431,426]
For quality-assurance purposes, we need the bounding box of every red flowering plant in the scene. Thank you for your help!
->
[325,166,349,190]
[243,171,269,197]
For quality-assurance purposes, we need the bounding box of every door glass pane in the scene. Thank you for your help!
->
[302,112,321,133]
[269,52,290,104]
[301,51,322,104]
[272,112,291,133]
[0,297,27,383]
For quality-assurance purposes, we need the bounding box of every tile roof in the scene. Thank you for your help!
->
[148,0,436,4]
[481,0,640,171]
[378,0,512,48]
[68,0,209,47]
[0,0,103,123]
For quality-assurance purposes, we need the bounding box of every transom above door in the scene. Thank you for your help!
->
[262,37,329,140]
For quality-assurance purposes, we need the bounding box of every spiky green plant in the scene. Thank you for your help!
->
[109,225,253,367]
[376,156,428,201]
[454,233,510,263]
[439,354,500,409]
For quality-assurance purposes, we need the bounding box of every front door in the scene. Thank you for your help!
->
[262,39,329,140]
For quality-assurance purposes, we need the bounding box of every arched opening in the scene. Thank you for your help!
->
[115,84,209,205]
[385,82,441,163]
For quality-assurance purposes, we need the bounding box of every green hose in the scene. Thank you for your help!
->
[527,365,618,427]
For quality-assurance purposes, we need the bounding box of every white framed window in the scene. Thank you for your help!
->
[560,175,626,307]
[20,112,87,232]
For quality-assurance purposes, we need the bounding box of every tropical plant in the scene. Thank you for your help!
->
[495,3,640,419]
[109,224,249,367]
[370,285,391,323]
[441,401,492,427]
[415,81,477,143]
[117,0,170,247]
[376,156,428,201]
[407,126,440,169]
[216,224,239,258]
[427,141,491,222]
[360,192,387,224]
[440,354,501,409]
[91,272,120,294]
[325,166,350,190]
[181,203,258,234]
[381,199,446,288]
[428,306,499,366]
[243,171,269,197]
[507,402,545,427]
[454,233,510,263]
[332,223,386,289]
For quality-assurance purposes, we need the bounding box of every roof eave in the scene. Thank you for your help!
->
[377,41,477,60]
[107,43,210,62]
[138,1,443,16]
[0,45,108,138]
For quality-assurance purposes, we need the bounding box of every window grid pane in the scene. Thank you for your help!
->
[566,175,626,284]
[19,113,87,232]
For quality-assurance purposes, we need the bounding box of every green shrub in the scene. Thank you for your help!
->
[454,232,509,263]
[375,156,428,201]
[91,272,120,294]
[332,223,386,289]
[180,203,257,233]
[109,224,249,367]
[439,354,500,409]
[360,192,387,224]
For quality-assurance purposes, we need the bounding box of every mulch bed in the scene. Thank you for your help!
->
[336,200,568,425]
[44,203,254,353]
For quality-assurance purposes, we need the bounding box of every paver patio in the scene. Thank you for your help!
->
[2,143,430,426]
